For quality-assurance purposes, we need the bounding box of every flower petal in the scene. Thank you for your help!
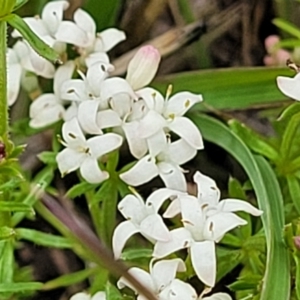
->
[92,292,106,300]
[153,228,192,258]
[168,139,197,165]
[168,117,203,149]
[277,73,300,100]
[86,62,109,96]
[112,220,140,259]
[146,188,185,213]
[56,148,85,176]
[54,60,75,96]
[120,155,158,186]
[190,241,216,287]
[80,157,108,184]
[96,109,122,129]
[7,62,21,106]
[147,130,167,157]
[138,110,166,138]
[74,8,96,36]
[118,194,146,221]
[140,214,170,242]
[42,0,69,34]
[193,171,220,205]
[56,21,88,47]
[204,212,247,242]
[78,100,102,134]
[165,92,203,116]
[60,79,88,102]
[137,87,164,112]
[151,259,186,292]
[123,121,148,159]
[161,279,197,300]
[203,293,232,300]
[70,292,91,300]
[219,199,263,216]
[62,117,86,147]
[158,162,187,192]
[98,28,126,52]
[163,198,181,218]
[126,45,160,90]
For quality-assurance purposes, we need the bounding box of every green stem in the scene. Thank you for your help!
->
[0,21,8,137]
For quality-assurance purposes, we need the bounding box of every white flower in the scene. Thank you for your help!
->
[277,72,300,100]
[70,291,105,300]
[201,293,232,300]
[55,8,125,66]
[117,258,197,300]
[137,87,203,156]
[112,188,184,259]
[120,139,197,191]
[153,171,263,287]
[29,61,75,128]
[56,118,123,183]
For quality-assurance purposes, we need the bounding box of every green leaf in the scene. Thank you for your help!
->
[294,254,300,299]
[66,181,97,199]
[273,18,300,39]
[121,248,153,261]
[0,282,42,293]
[190,113,290,300]
[0,241,14,283]
[106,281,123,300]
[5,14,60,63]
[153,67,292,111]
[0,227,15,240]
[13,0,28,11]
[16,228,72,249]
[37,151,57,166]
[9,144,26,159]
[229,274,262,291]
[229,119,279,161]
[43,268,99,290]
[0,201,33,212]
[287,175,300,214]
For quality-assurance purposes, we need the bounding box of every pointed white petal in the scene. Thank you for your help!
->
[56,21,89,47]
[138,110,166,138]
[87,62,108,96]
[85,52,111,68]
[29,94,64,128]
[123,121,148,159]
[137,87,164,112]
[126,45,160,90]
[165,92,203,116]
[92,292,106,300]
[64,103,78,121]
[163,198,181,218]
[70,292,91,300]
[74,8,96,36]
[96,109,122,129]
[147,130,167,157]
[153,228,192,258]
[146,188,184,213]
[190,241,216,287]
[87,133,123,158]
[56,148,85,175]
[204,212,247,242]
[169,139,197,165]
[22,17,48,37]
[120,155,158,186]
[112,220,140,259]
[193,171,220,205]
[60,79,88,102]
[42,0,69,34]
[219,199,263,216]
[78,100,102,134]
[202,293,232,300]
[98,28,126,52]
[29,49,55,78]
[100,77,136,102]
[158,162,187,192]
[180,195,205,240]
[168,117,203,149]
[62,117,86,146]
[80,157,108,184]
[7,63,21,106]
[54,60,75,96]
[277,73,300,100]
[118,194,147,222]
[163,279,197,300]
[151,259,186,292]
[118,267,155,295]
[140,214,170,241]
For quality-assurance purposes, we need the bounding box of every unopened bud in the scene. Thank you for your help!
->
[293,236,300,250]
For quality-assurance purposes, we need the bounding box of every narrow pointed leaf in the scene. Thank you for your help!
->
[0,282,43,292]
[0,202,33,212]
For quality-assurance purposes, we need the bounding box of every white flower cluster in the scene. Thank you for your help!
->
[8,2,263,299]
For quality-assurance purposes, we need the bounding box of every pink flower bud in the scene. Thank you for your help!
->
[126,45,161,90]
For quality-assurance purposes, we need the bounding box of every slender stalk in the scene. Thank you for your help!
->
[0,21,8,137]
